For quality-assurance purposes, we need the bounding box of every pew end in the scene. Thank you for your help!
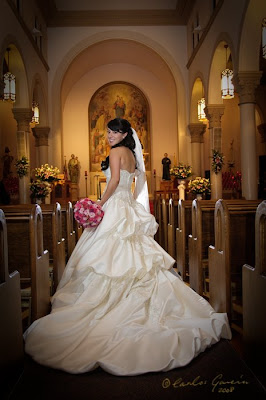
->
[188,199,216,295]
[167,198,178,260]
[208,199,260,335]
[1,204,51,324]
[176,199,192,280]
[242,200,266,377]
[61,201,76,261]
[41,203,66,292]
[0,209,24,397]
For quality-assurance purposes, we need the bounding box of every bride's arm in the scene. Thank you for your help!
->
[98,148,121,207]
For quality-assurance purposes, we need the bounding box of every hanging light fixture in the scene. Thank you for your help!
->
[262,18,266,59]
[3,48,16,102]
[32,101,40,124]
[197,97,207,121]
[221,44,234,99]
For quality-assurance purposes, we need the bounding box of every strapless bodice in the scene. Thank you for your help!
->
[103,167,135,193]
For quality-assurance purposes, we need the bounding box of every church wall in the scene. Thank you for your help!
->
[0,102,17,178]
[47,25,188,99]
[0,0,49,178]
[186,0,265,184]
[221,95,241,173]
[46,25,188,175]
[1,0,265,197]
[0,1,48,98]
[187,0,248,78]
[62,63,177,197]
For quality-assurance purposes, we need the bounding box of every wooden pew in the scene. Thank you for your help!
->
[242,200,266,376]
[72,200,83,243]
[188,199,216,295]
[74,218,83,243]
[1,204,50,323]
[0,209,24,398]
[188,199,260,296]
[175,199,192,281]
[208,199,261,333]
[154,195,168,250]
[61,201,76,261]
[154,191,177,247]
[40,203,66,293]
[154,191,179,251]
[167,198,178,259]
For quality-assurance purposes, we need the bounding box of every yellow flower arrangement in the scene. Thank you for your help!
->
[29,180,52,199]
[34,163,60,182]
[170,163,192,179]
[188,176,211,195]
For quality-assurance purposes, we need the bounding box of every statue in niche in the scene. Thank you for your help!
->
[68,154,80,184]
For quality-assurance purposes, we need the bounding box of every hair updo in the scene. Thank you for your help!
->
[101,118,136,171]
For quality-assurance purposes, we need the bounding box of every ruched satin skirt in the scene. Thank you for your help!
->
[24,189,231,376]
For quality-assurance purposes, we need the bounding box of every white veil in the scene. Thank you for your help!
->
[132,128,150,213]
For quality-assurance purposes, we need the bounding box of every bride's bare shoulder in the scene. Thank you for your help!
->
[110,146,130,155]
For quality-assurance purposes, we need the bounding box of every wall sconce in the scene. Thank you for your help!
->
[3,48,16,102]
[221,44,234,99]
[32,101,39,124]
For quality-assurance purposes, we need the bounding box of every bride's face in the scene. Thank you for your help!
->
[107,128,126,146]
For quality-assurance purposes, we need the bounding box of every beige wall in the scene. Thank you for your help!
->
[0,0,265,197]
[46,26,189,194]
[62,62,178,196]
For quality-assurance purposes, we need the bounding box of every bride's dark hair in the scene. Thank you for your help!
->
[101,118,136,171]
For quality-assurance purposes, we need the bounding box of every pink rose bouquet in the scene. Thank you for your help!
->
[74,198,104,228]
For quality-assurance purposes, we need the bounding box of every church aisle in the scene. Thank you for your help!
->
[8,339,266,400]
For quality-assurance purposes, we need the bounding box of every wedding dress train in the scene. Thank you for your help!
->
[24,168,231,376]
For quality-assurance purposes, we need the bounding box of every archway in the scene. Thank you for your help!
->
[49,32,187,176]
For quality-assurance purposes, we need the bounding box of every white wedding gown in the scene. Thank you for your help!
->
[24,168,232,376]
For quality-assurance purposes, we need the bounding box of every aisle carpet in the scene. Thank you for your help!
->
[7,340,266,400]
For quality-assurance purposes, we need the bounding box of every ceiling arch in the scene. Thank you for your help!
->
[61,39,177,109]
[50,30,187,168]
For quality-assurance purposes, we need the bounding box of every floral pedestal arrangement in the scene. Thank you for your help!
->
[29,181,52,204]
[170,163,192,199]
[29,164,60,204]
[34,164,60,183]
[188,177,211,200]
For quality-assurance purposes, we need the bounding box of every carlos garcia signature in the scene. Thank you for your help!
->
[162,374,249,393]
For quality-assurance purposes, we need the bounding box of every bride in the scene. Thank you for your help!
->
[24,118,231,376]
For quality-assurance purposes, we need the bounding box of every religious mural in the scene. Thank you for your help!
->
[89,82,150,172]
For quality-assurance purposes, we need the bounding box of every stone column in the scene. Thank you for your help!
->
[12,108,33,204]
[204,105,225,200]
[233,72,262,200]
[32,126,50,166]
[188,123,206,177]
